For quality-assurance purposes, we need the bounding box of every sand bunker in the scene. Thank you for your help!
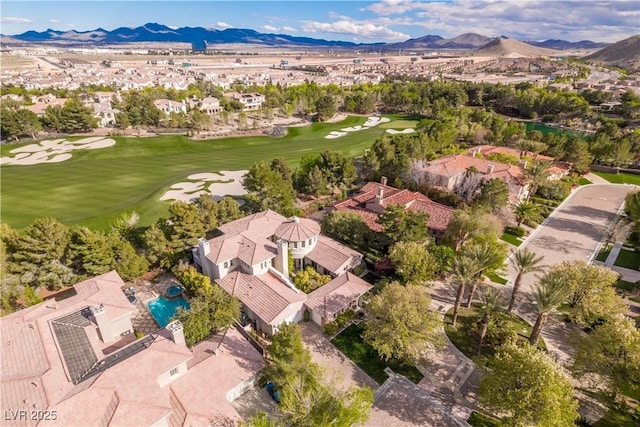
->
[1,137,116,166]
[386,128,416,135]
[323,116,392,139]
[160,170,248,203]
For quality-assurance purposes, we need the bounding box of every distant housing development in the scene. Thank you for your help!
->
[192,210,372,336]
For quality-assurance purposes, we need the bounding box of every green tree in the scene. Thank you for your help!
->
[443,208,503,251]
[0,107,42,141]
[314,95,336,121]
[508,248,545,312]
[241,413,283,427]
[524,160,552,199]
[194,194,219,232]
[363,282,443,362]
[476,179,509,211]
[215,197,243,225]
[321,211,370,249]
[476,287,503,355]
[545,260,626,327]
[377,205,429,246]
[167,201,206,251]
[450,255,483,327]
[143,223,170,265]
[243,161,296,216]
[529,274,569,345]
[23,285,42,307]
[514,200,542,226]
[388,241,436,285]
[175,284,241,346]
[175,265,213,295]
[110,211,141,245]
[478,344,579,427]
[573,318,640,398]
[292,266,332,293]
[624,191,640,221]
[463,237,508,308]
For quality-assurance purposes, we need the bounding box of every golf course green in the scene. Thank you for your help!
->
[1,115,413,230]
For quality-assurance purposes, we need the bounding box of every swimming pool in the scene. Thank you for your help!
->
[146,296,190,327]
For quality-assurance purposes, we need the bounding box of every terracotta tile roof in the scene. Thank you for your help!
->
[217,271,305,324]
[332,181,454,234]
[305,235,363,275]
[217,209,287,237]
[408,199,455,233]
[470,144,554,161]
[274,217,321,241]
[305,273,372,318]
[425,154,512,178]
[207,232,277,266]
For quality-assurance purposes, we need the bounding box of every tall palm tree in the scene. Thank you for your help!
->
[508,249,545,312]
[529,275,568,345]
[476,287,502,355]
[514,201,542,226]
[464,242,499,308]
[524,160,552,199]
[450,255,483,327]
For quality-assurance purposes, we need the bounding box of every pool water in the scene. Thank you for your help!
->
[146,296,190,327]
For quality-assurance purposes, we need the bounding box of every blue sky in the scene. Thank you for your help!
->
[1,1,638,43]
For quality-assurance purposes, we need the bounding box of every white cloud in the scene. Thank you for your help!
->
[363,0,640,42]
[301,20,410,41]
[261,25,279,32]
[1,17,33,24]
[215,21,232,29]
[48,19,60,24]
[282,26,297,32]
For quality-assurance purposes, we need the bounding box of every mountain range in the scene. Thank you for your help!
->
[1,23,610,51]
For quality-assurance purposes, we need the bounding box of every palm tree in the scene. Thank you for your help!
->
[464,242,499,308]
[514,201,542,226]
[450,255,482,327]
[524,160,552,199]
[476,287,502,355]
[529,275,568,346]
[508,249,545,312]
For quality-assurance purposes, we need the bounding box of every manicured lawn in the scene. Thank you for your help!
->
[596,245,612,262]
[614,249,640,270]
[444,306,545,359]
[330,323,423,385]
[616,278,639,292]
[1,115,413,230]
[593,171,640,186]
[501,232,523,247]
[378,119,418,129]
[579,177,592,185]
[484,271,508,285]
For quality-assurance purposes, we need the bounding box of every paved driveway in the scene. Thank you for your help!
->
[507,184,633,290]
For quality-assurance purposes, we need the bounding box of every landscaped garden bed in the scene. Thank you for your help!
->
[330,323,423,384]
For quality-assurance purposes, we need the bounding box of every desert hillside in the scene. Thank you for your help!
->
[475,37,560,57]
[583,34,640,71]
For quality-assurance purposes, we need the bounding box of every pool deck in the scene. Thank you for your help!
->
[129,272,184,336]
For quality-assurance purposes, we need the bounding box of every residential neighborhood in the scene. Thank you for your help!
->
[1,6,640,427]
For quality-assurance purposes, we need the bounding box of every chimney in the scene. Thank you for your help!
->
[518,160,528,169]
[292,216,300,223]
[380,176,388,186]
[167,320,185,345]
[275,239,289,278]
[487,165,495,175]
[90,304,114,343]
[376,186,384,205]
[198,237,210,257]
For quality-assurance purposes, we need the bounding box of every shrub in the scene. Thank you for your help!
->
[483,312,518,347]
[336,309,355,327]
[504,226,526,237]
[538,180,571,201]
[324,322,338,336]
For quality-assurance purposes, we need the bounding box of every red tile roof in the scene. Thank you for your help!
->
[332,181,454,234]
[305,235,362,275]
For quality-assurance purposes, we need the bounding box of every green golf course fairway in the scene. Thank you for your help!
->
[2,115,406,230]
